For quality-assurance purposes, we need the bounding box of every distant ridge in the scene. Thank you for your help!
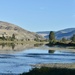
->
[37,28,75,39]
[0,21,44,40]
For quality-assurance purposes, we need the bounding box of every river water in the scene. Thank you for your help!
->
[0,43,75,75]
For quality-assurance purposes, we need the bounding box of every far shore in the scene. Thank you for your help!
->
[48,46,75,52]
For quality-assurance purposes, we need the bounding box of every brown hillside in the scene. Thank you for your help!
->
[0,21,44,40]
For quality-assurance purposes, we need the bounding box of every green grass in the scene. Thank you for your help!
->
[20,67,75,75]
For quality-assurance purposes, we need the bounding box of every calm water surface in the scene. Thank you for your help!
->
[0,44,75,75]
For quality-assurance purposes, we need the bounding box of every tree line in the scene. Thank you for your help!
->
[0,34,15,41]
[49,31,75,46]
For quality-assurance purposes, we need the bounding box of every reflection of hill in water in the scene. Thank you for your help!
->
[0,43,36,54]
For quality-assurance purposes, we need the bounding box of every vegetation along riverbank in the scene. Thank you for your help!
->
[47,31,75,47]
[20,67,75,75]
[20,63,75,75]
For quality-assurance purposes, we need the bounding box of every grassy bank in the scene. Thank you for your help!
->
[20,67,75,75]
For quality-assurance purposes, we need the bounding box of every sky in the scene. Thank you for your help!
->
[0,0,74,32]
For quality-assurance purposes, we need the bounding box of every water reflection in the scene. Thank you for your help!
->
[34,43,43,47]
[0,43,43,54]
[0,43,15,49]
[0,44,75,74]
[48,50,55,54]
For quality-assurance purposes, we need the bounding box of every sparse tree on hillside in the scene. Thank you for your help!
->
[2,34,5,40]
[11,34,15,41]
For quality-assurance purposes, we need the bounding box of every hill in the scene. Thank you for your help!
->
[37,31,50,38]
[37,28,75,39]
[55,28,75,39]
[0,21,44,41]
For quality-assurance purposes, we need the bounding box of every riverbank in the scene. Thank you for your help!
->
[46,42,75,52]
[32,63,75,69]
[47,46,75,52]
[21,63,75,75]
[47,41,75,47]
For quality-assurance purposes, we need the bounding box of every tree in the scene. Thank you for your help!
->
[70,34,75,42]
[11,34,15,41]
[12,34,15,39]
[49,31,55,41]
[2,34,5,40]
[61,37,67,43]
[49,31,56,44]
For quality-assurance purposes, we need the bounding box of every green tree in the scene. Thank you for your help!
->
[70,34,75,42]
[61,37,67,43]
[49,31,55,41]
[2,34,5,40]
[11,34,15,41]
[49,31,56,44]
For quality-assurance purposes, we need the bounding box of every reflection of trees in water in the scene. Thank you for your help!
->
[21,43,23,45]
[48,50,55,53]
[0,43,35,54]
[11,43,15,50]
[34,44,43,47]
[0,43,34,50]
[0,43,43,50]
[2,43,6,48]
[0,43,15,50]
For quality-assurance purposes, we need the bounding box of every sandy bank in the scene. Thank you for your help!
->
[32,63,75,69]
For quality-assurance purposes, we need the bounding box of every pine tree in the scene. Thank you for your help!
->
[49,31,56,44]
[49,31,55,41]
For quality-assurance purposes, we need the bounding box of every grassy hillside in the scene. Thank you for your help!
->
[0,21,44,41]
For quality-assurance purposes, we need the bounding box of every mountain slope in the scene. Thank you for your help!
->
[55,28,75,39]
[37,31,50,38]
[37,28,75,39]
[0,21,44,40]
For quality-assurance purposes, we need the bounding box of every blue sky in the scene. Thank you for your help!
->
[0,0,74,32]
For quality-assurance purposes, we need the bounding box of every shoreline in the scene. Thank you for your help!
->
[32,63,75,69]
[48,46,75,52]
[0,41,48,44]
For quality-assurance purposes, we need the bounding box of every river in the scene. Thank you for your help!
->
[0,43,75,75]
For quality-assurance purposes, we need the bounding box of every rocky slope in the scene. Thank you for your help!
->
[0,21,44,40]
